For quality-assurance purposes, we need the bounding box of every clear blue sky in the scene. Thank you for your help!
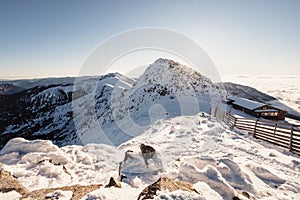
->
[0,0,299,79]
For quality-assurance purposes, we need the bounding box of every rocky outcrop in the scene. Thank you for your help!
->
[0,165,101,200]
[137,177,197,200]
[22,184,102,200]
[0,168,29,196]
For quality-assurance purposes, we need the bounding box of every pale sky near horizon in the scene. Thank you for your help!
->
[0,0,299,79]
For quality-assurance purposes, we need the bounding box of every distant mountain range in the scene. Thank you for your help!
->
[0,59,299,149]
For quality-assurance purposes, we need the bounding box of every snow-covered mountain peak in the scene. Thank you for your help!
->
[72,59,225,146]
[135,58,214,95]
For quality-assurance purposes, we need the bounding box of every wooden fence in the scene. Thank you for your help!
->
[212,108,300,155]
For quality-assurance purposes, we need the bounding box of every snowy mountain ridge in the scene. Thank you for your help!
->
[0,58,298,149]
[72,58,223,146]
[0,59,223,148]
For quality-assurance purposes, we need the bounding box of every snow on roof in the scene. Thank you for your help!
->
[227,96,266,110]
[255,109,279,113]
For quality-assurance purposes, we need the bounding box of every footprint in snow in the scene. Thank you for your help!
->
[152,129,158,133]
[207,123,215,128]
[250,166,286,188]
[292,160,300,166]
[219,159,254,192]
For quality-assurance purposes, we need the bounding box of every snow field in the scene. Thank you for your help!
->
[1,112,299,199]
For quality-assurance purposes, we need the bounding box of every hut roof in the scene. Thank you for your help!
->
[227,96,266,110]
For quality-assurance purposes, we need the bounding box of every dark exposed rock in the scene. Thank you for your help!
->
[105,177,122,188]
[140,144,156,166]
[137,177,196,200]
[242,191,250,198]
[23,184,102,200]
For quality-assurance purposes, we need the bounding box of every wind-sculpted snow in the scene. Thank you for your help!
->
[0,114,299,199]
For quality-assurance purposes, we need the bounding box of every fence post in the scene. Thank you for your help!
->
[232,117,237,129]
[289,124,294,152]
[214,106,218,118]
[273,122,278,136]
[226,112,229,124]
[253,119,258,136]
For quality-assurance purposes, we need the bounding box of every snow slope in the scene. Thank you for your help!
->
[73,58,224,146]
[1,113,299,200]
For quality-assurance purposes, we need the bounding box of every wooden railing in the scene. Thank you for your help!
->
[212,108,300,155]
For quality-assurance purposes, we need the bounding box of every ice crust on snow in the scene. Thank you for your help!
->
[1,113,300,199]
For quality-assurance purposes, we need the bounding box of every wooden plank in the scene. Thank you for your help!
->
[255,127,278,135]
[291,147,300,154]
[256,121,275,126]
[235,126,254,133]
[256,123,292,132]
[291,145,300,150]
[254,132,290,144]
[292,143,300,150]
[292,140,300,146]
[257,121,291,130]
[255,125,278,132]
[254,133,290,144]
[291,136,300,142]
[236,119,256,124]
[236,123,254,127]
[292,131,300,136]
[291,148,300,154]
[255,130,290,141]
[255,127,292,137]
[289,124,294,151]
[255,136,289,147]
[237,119,256,123]
[255,136,289,149]
[257,119,292,127]
[291,144,300,150]
[255,128,292,138]
[254,135,289,148]
[235,125,254,130]
[274,128,294,135]
[235,121,256,127]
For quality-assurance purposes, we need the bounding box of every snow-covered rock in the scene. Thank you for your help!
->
[1,113,299,199]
